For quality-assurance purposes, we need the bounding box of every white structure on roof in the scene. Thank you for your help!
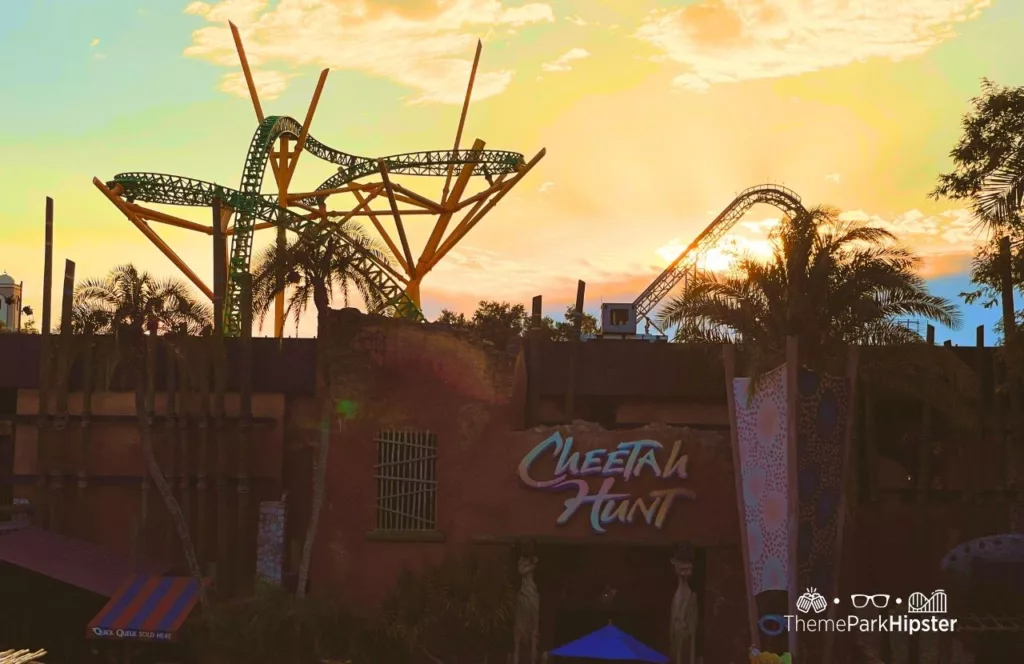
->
[0,272,24,332]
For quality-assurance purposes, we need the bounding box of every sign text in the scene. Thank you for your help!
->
[518,433,695,533]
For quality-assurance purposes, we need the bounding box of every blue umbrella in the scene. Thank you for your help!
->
[549,624,669,662]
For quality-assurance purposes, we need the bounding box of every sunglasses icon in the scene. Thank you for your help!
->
[851,594,890,609]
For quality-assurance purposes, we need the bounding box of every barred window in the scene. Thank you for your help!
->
[374,429,438,531]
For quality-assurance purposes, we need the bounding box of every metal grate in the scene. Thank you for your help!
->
[374,429,438,531]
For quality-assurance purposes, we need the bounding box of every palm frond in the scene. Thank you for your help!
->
[974,152,1024,230]
[250,220,397,333]
[656,204,974,419]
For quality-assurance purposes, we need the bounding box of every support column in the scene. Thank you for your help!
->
[37,197,54,529]
[526,296,543,427]
[404,279,422,309]
[274,137,291,339]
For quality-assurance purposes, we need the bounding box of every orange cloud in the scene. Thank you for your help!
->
[636,0,992,91]
[541,48,591,73]
[218,68,295,100]
[183,0,555,104]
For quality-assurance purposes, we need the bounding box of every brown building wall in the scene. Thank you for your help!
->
[310,314,751,659]
[315,416,738,598]
[12,389,286,574]
[0,324,1016,661]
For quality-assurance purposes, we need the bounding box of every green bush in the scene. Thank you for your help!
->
[373,551,516,664]
[181,582,359,664]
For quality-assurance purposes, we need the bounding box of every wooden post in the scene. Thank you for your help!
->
[237,272,253,595]
[998,236,1021,523]
[197,341,211,575]
[49,259,75,532]
[37,197,55,528]
[936,632,954,664]
[165,339,179,557]
[213,327,229,593]
[526,296,543,427]
[822,346,860,664]
[212,199,226,336]
[1000,236,1016,341]
[177,340,192,551]
[864,379,878,502]
[880,607,893,662]
[907,633,920,664]
[78,330,95,490]
[907,326,937,664]
[137,324,159,563]
[564,281,586,421]
[41,198,54,333]
[969,325,985,504]
[994,351,1007,492]
[723,344,760,650]
[917,325,935,504]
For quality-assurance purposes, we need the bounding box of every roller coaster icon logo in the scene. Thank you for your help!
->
[907,590,947,614]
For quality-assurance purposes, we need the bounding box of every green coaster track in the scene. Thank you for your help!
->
[109,115,525,336]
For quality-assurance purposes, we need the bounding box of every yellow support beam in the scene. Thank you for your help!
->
[93,178,214,300]
[352,189,410,275]
[441,40,482,205]
[128,204,213,235]
[377,160,417,279]
[285,68,329,179]
[229,22,264,123]
[427,148,546,272]
[418,138,486,268]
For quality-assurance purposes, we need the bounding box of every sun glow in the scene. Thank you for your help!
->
[655,237,774,273]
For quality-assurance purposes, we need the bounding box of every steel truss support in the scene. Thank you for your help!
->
[97,27,543,333]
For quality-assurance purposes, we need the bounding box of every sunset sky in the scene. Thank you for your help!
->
[2,0,1021,343]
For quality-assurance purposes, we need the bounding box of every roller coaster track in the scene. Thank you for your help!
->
[110,115,525,335]
[633,183,807,325]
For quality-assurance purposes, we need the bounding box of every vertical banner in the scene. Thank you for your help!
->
[733,365,791,595]
[725,348,792,652]
[255,500,286,585]
[795,351,857,663]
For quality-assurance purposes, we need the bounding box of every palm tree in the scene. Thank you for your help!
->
[250,222,392,599]
[659,205,978,423]
[70,264,211,337]
[249,221,392,339]
[974,147,1024,229]
[72,264,210,609]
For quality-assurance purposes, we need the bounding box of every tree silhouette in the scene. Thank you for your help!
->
[436,301,598,348]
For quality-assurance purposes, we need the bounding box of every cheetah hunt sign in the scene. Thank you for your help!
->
[517,433,695,533]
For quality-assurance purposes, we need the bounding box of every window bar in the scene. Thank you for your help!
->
[380,431,389,531]
[428,434,437,527]
[408,431,417,530]
[404,432,412,531]
[397,430,405,530]
[413,431,423,531]
[387,430,396,530]
[375,434,383,530]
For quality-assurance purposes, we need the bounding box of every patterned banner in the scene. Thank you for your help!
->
[732,365,790,596]
[794,368,852,598]
[255,501,286,585]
